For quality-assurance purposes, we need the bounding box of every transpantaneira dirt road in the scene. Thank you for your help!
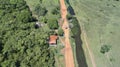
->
[59,0,97,67]
[60,0,75,67]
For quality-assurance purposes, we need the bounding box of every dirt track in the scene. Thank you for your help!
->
[60,0,75,67]
[82,29,97,67]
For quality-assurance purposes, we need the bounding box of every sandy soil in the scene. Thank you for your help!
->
[60,0,75,67]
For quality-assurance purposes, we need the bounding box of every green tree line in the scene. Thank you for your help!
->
[0,0,55,67]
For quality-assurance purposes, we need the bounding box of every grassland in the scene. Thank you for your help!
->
[68,0,120,67]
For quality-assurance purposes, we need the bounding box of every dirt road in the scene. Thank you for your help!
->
[82,30,97,67]
[60,0,75,67]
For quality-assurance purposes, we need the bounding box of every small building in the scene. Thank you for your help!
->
[49,35,58,46]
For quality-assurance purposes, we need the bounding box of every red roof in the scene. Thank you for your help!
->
[49,35,58,45]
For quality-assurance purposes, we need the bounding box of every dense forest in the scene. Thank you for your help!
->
[0,0,55,67]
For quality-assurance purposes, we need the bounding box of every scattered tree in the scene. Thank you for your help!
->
[51,6,60,15]
[34,4,47,17]
[42,17,48,23]
[100,45,111,54]
[67,12,73,20]
[58,28,64,36]
[39,0,43,3]
[47,19,59,29]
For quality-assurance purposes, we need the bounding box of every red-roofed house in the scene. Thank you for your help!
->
[49,35,58,46]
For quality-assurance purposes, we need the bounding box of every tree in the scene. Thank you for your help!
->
[67,12,73,20]
[39,0,43,3]
[0,37,3,53]
[42,17,48,23]
[51,6,60,15]
[0,0,55,67]
[70,17,80,35]
[34,4,47,17]
[58,28,64,36]
[100,45,111,54]
[16,10,32,22]
[47,19,59,29]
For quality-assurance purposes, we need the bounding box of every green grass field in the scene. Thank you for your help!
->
[68,0,120,67]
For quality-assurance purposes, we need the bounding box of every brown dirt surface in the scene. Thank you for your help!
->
[60,0,75,67]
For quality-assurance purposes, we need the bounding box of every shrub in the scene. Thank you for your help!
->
[58,28,64,36]
[100,45,111,54]
[42,17,48,23]
[47,19,59,29]
[67,12,73,20]
[51,6,60,15]
[34,4,47,17]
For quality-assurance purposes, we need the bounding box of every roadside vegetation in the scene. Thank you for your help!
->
[58,28,64,36]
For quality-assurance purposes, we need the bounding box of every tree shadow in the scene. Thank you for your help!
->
[74,26,88,67]
[71,18,88,67]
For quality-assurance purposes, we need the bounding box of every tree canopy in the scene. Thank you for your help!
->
[51,6,60,15]
[100,45,111,54]
[34,4,47,17]
[58,28,64,36]
[47,19,59,30]
[0,0,55,67]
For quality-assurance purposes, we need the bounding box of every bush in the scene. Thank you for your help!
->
[34,4,47,17]
[71,17,80,35]
[58,28,64,36]
[100,45,111,54]
[67,12,73,20]
[47,19,59,29]
[42,17,48,23]
[39,0,43,3]
[51,6,60,15]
